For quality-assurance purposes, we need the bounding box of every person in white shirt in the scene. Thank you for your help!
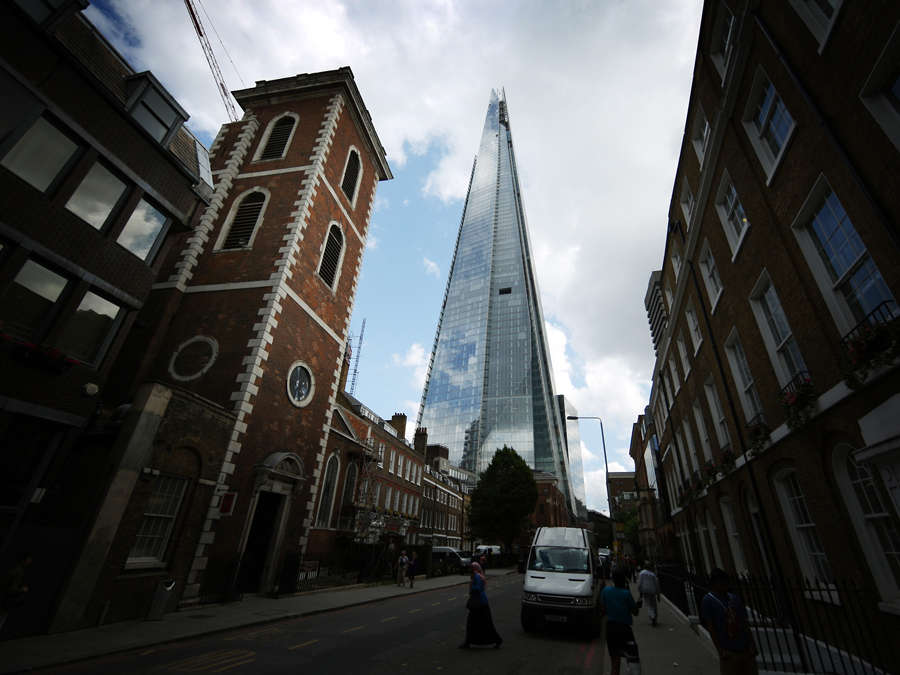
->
[637,561,660,626]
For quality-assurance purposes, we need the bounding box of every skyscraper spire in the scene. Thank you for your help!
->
[418,92,572,507]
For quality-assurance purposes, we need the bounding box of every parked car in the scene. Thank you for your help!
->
[431,546,470,575]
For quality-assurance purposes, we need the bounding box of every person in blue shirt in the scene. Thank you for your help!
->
[459,562,502,649]
[600,570,640,675]
[700,568,758,675]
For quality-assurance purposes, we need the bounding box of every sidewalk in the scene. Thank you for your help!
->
[630,583,720,675]
[0,568,515,674]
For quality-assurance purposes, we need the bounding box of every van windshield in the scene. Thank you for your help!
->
[528,546,590,574]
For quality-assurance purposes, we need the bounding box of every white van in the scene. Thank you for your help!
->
[520,527,602,635]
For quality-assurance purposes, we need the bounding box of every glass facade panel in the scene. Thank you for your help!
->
[418,91,565,498]
[1,117,77,192]
[117,199,167,261]
[53,290,121,364]
[0,260,68,340]
[65,163,126,229]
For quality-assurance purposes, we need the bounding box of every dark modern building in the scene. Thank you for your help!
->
[0,0,211,638]
[417,91,568,500]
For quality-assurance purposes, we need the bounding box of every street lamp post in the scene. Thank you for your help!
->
[566,415,612,519]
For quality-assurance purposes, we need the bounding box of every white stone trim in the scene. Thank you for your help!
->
[318,174,364,245]
[168,335,219,382]
[212,185,271,251]
[236,165,313,180]
[166,116,260,291]
[338,145,363,209]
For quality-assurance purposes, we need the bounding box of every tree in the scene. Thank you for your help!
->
[469,446,538,552]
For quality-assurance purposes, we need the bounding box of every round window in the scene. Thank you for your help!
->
[287,361,314,407]
[169,336,218,382]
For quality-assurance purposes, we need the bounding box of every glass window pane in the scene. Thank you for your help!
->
[65,163,126,229]
[53,291,121,363]
[1,117,77,192]
[0,260,67,340]
[133,103,167,142]
[142,87,178,127]
[117,199,167,260]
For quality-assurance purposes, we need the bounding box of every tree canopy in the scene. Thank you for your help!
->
[469,446,538,551]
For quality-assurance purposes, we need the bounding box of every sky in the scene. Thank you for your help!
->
[89,0,703,515]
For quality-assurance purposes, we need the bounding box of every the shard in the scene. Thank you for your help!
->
[417,90,571,503]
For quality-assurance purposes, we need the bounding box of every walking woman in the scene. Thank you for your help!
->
[600,570,640,675]
[459,562,502,649]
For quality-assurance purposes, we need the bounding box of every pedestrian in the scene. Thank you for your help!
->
[1,552,32,636]
[479,554,487,571]
[407,551,418,588]
[701,568,758,675]
[600,570,641,675]
[459,562,502,649]
[397,550,408,587]
[637,560,660,626]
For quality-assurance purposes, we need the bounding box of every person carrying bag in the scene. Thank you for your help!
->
[600,570,642,675]
[459,562,502,649]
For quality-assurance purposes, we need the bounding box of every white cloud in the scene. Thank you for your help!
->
[366,235,378,250]
[391,342,429,391]
[423,257,440,278]
[608,461,629,473]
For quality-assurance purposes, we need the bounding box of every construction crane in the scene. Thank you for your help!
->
[349,318,366,395]
[183,0,239,122]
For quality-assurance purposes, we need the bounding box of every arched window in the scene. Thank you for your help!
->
[341,463,358,507]
[340,149,361,203]
[259,116,296,160]
[315,455,339,528]
[317,224,343,288]
[773,468,833,583]
[220,191,265,250]
[834,444,900,603]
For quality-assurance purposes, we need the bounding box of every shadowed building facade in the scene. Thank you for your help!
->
[417,91,567,500]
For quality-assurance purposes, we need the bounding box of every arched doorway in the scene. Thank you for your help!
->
[236,452,305,594]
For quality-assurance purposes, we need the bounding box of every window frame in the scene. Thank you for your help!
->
[714,169,751,259]
[860,23,900,152]
[124,72,187,147]
[316,222,346,291]
[677,333,691,377]
[0,256,74,344]
[0,114,82,195]
[710,3,737,83]
[724,328,764,423]
[742,68,796,185]
[749,270,807,387]
[686,305,703,354]
[773,467,835,588]
[788,0,843,52]
[704,377,731,450]
[719,497,749,575]
[53,287,125,368]
[253,112,299,162]
[126,473,189,569]
[115,196,171,264]
[214,187,269,251]
[339,146,363,208]
[691,107,712,166]
[835,444,900,610]
[315,454,340,528]
[791,175,897,336]
[64,160,131,233]
[679,178,695,226]
[698,240,724,312]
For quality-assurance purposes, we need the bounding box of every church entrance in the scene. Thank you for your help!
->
[236,491,283,593]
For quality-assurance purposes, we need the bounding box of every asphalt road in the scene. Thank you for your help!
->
[41,574,607,675]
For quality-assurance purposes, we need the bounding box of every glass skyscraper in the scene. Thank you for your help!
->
[558,395,588,520]
[418,90,567,495]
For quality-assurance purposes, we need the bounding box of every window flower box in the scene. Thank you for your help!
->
[720,447,737,472]
[781,373,815,430]
[703,459,718,485]
[841,303,900,389]
[746,414,770,456]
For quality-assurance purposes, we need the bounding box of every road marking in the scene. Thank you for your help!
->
[431,602,441,606]
[447,596,457,601]
[381,616,397,622]
[342,625,364,633]
[163,649,255,672]
[211,657,256,673]
[140,649,155,655]
[288,639,319,650]
[224,626,280,640]
[409,608,421,613]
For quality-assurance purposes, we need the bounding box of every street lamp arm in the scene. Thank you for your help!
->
[566,414,612,520]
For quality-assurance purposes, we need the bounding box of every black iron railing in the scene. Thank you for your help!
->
[657,568,899,674]
[840,300,899,348]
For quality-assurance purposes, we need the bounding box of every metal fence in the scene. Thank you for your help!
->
[658,568,899,674]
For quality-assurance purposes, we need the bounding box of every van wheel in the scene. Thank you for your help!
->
[521,607,537,633]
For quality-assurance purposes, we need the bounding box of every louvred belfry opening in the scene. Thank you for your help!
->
[341,150,360,201]
[318,224,343,287]
[259,117,295,160]
[222,192,265,249]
